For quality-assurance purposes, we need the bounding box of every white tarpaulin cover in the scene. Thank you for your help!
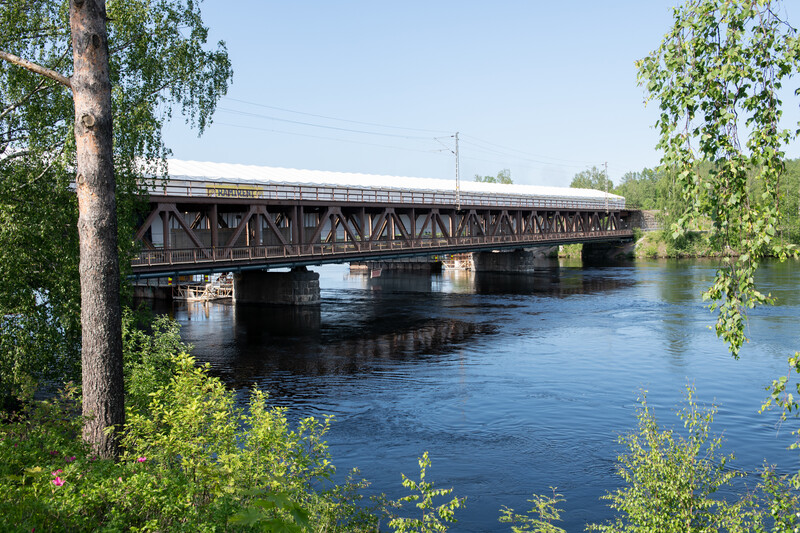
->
[164,159,624,203]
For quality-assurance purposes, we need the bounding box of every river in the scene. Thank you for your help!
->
[149,258,800,531]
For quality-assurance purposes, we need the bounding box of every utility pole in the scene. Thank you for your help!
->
[455,132,461,210]
[604,161,609,214]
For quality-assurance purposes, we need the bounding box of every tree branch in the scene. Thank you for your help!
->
[0,78,51,121]
[0,50,71,89]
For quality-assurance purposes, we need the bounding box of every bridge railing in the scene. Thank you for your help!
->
[143,178,627,211]
[132,229,633,270]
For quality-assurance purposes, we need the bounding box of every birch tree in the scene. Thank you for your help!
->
[0,0,231,456]
[638,0,799,357]
[638,0,800,485]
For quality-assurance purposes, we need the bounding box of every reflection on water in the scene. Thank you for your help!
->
[474,268,633,296]
[147,258,800,532]
[217,309,495,390]
[235,303,321,338]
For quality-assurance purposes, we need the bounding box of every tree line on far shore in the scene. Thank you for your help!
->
[569,161,800,246]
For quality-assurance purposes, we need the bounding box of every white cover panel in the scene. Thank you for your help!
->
[163,159,624,203]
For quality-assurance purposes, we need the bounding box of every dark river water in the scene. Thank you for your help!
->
[150,258,800,531]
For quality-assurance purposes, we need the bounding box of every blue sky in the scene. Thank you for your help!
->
[162,1,800,188]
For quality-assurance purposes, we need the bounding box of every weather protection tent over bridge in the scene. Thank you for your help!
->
[145,159,625,210]
[132,159,631,276]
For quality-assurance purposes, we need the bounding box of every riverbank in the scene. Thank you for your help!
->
[631,229,733,259]
[556,230,739,259]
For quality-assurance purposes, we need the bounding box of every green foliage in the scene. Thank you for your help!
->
[311,468,397,532]
[588,387,756,532]
[558,243,583,258]
[570,166,613,191]
[0,315,389,532]
[0,0,232,399]
[763,352,800,443]
[637,0,800,357]
[775,159,800,245]
[612,167,687,229]
[663,230,724,257]
[475,168,513,184]
[636,242,661,259]
[756,467,800,533]
[228,490,311,532]
[119,352,338,531]
[122,308,187,413]
[617,160,800,250]
[613,168,666,210]
[761,351,800,497]
[498,488,567,533]
[388,451,465,533]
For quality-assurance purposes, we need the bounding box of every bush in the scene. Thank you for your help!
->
[388,451,465,533]
[122,309,186,414]
[498,488,566,533]
[0,316,389,532]
[589,387,755,532]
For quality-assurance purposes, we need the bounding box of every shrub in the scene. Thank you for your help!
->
[122,309,186,414]
[498,488,566,533]
[0,320,387,531]
[388,451,465,533]
[588,386,756,532]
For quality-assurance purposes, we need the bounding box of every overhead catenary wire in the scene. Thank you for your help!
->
[213,122,454,156]
[218,97,605,170]
[461,133,600,167]
[217,118,616,177]
[459,139,593,169]
[433,135,456,155]
[217,107,434,140]
[223,96,452,135]
[212,98,629,177]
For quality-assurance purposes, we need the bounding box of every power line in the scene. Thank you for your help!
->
[461,134,600,167]
[433,135,455,154]
[211,100,638,177]
[222,96,452,135]
[459,139,591,169]
[218,99,619,172]
[217,107,434,140]
[212,121,453,156]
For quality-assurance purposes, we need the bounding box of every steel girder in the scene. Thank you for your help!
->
[132,196,633,276]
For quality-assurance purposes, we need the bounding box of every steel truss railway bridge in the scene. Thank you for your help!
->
[131,161,635,278]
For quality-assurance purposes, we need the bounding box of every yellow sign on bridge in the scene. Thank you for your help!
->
[205,183,264,198]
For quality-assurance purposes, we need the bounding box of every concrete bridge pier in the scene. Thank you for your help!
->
[582,241,634,261]
[233,266,320,305]
[473,248,554,273]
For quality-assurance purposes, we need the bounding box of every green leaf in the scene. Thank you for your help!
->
[228,507,269,526]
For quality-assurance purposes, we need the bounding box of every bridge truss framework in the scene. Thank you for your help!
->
[132,180,634,277]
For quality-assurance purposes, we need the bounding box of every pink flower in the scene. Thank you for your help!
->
[51,469,63,476]
[52,477,64,486]
[136,457,147,463]
[66,456,76,463]
[49,450,58,456]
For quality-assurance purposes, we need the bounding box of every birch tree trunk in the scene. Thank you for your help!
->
[70,0,124,458]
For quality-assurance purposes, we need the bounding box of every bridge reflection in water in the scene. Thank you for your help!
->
[147,262,633,392]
